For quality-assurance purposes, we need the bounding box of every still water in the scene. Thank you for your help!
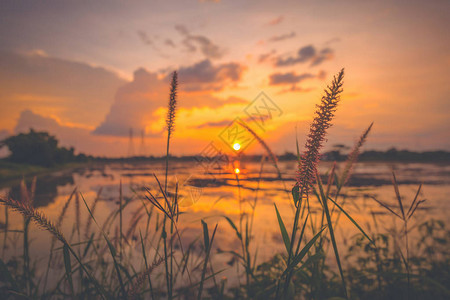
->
[0,160,449,287]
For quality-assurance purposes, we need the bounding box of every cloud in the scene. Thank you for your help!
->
[137,30,153,45]
[192,114,269,129]
[93,68,167,137]
[275,45,334,67]
[325,37,341,45]
[94,64,247,137]
[175,25,225,59]
[268,32,296,42]
[267,16,284,26]
[193,119,232,129]
[258,50,277,63]
[164,39,176,47]
[277,85,315,94]
[0,51,125,130]
[0,129,9,140]
[13,110,128,156]
[311,48,334,66]
[269,72,315,85]
[269,70,326,93]
[176,59,245,91]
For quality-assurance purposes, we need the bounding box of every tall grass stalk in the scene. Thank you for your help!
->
[162,71,177,299]
[164,70,178,193]
[119,180,123,260]
[20,178,35,296]
[43,187,76,292]
[0,196,108,299]
[372,173,425,298]
[280,69,345,298]
[198,220,218,300]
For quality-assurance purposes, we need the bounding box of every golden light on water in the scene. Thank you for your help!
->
[233,143,241,151]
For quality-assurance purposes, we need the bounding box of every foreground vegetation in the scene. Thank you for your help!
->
[0,70,448,299]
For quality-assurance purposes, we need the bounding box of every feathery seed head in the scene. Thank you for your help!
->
[0,197,66,244]
[166,71,178,138]
[296,69,344,199]
[340,122,373,186]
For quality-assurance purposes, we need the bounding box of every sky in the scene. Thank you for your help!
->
[0,0,449,157]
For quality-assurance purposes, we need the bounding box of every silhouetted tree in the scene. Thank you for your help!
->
[0,129,84,166]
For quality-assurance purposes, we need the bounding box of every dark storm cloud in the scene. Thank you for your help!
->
[268,32,296,42]
[175,25,225,59]
[275,45,334,67]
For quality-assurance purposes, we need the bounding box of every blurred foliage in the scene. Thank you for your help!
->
[0,129,87,167]
[229,219,450,300]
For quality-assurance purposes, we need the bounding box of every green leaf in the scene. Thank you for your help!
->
[80,192,126,298]
[288,226,326,273]
[198,221,218,300]
[223,216,242,240]
[63,244,74,296]
[292,185,300,206]
[328,196,374,245]
[139,231,154,299]
[201,220,210,252]
[274,203,291,254]
[316,172,347,298]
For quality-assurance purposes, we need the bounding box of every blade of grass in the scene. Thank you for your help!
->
[63,244,74,297]
[285,226,326,275]
[407,183,422,218]
[392,172,405,220]
[198,221,218,300]
[223,216,242,241]
[294,213,309,256]
[80,193,127,298]
[274,203,291,254]
[328,197,374,245]
[316,171,347,298]
[139,231,154,300]
[370,196,401,219]
[201,220,210,254]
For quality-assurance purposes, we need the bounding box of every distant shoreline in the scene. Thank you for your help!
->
[1,149,449,186]
[90,148,450,163]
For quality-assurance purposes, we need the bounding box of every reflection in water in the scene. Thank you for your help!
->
[7,171,74,207]
[0,160,449,291]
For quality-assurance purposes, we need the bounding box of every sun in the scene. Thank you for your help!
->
[233,143,241,151]
[234,168,240,174]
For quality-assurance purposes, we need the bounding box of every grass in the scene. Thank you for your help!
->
[0,69,448,300]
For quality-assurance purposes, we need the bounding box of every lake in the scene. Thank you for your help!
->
[1,159,449,289]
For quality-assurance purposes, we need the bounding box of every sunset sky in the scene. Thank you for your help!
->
[0,0,449,157]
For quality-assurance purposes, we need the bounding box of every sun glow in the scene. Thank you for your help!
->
[233,143,241,151]
[234,168,240,174]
